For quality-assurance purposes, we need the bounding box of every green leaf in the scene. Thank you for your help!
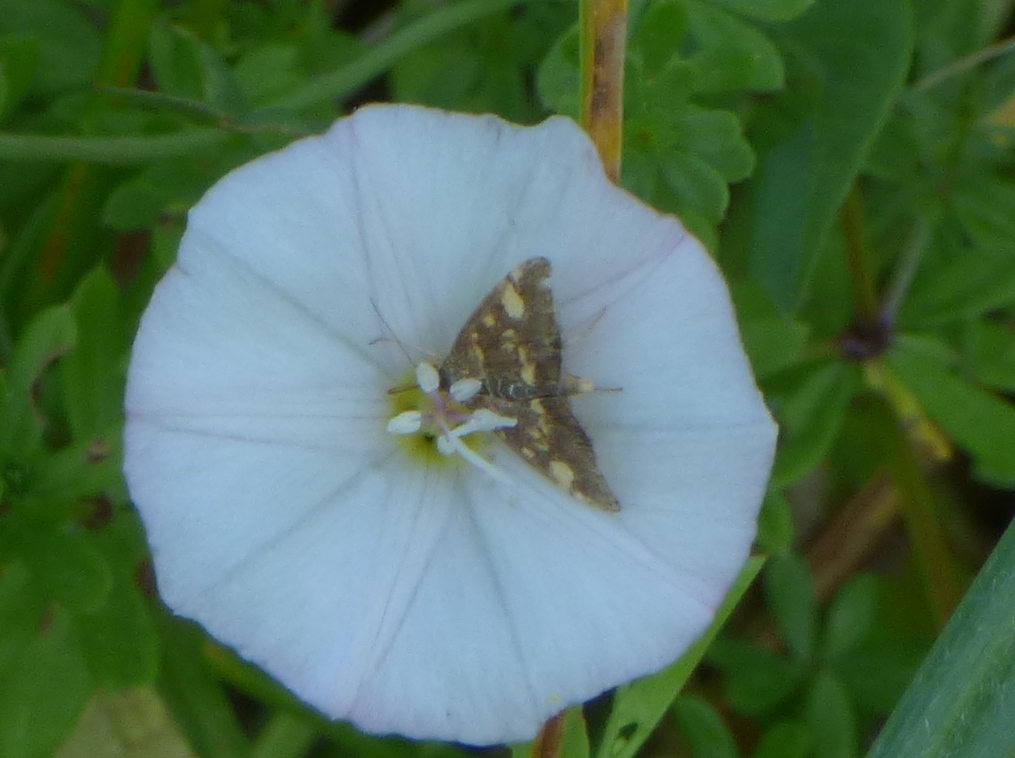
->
[672,695,739,758]
[72,562,157,687]
[69,513,158,689]
[0,0,100,96]
[752,721,811,758]
[899,220,1015,327]
[62,268,125,439]
[889,346,1015,485]
[27,434,122,506]
[558,708,590,758]
[707,0,816,22]
[156,614,250,758]
[633,0,689,74]
[16,528,112,613]
[102,155,229,230]
[804,671,858,758]
[0,562,46,675]
[536,22,580,119]
[0,304,75,457]
[820,574,878,660]
[767,359,856,486]
[4,303,75,397]
[597,556,764,758]
[234,43,307,107]
[708,638,805,714]
[266,0,523,112]
[868,519,1015,757]
[250,711,319,758]
[756,490,795,556]
[391,5,571,122]
[672,105,754,183]
[765,553,818,661]
[661,151,730,222]
[685,1,784,93]
[832,638,925,714]
[970,320,1015,392]
[732,280,810,379]
[0,608,93,758]
[748,0,911,310]
[148,19,246,112]
[0,33,39,121]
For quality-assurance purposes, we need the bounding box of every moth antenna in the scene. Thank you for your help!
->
[563,374,621,396]
[370,298,446,370]
[370,297,415,368]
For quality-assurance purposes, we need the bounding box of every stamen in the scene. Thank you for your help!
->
[388,364,515,486]
[416,362,440,394]
[437,431,512,483]
[449,377,482,402]
[387,410,422,434]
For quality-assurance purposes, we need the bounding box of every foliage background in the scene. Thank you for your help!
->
[1,0,1014,756]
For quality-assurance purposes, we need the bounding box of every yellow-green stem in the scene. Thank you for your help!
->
[579,0,628,183]
[866,365,961,627]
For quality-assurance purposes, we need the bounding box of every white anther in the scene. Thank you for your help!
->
[469,408,518,432]
[440,409,517,442]
[449,377,482,402]
[387,410,422,434]
[437,431,511,483]
[416,362,440,394]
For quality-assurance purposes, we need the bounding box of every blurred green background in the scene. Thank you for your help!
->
[2,0,1015,757]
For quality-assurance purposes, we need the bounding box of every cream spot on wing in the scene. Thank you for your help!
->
[550,460,575,489]
[521,447,537,459]
[501,282,525,319]
[482,313,496,327]
[521,359,537,386]
[470,340,485,363]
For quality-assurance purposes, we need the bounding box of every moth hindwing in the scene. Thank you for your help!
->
[439,257,620,512]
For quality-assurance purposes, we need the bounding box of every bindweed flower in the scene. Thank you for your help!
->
[124,104,777,745]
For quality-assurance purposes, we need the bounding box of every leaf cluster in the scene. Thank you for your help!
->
[2,0,1015,757]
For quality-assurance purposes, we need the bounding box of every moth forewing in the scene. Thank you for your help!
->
[439,257,621,512]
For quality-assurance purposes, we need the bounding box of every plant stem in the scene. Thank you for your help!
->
[0,130,229,164]
[865,366,961,626]
[912,34,1015,92]
[580,0,628,183]
[530,711,567,758]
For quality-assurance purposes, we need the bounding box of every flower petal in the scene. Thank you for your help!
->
[559,233,775,429]
[179,462,455,721]
[125,104,777,746]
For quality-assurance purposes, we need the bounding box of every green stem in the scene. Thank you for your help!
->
[265,0,523,111]
[0,129,230,164]
[912,34,1015,92]
[871,386,961,626]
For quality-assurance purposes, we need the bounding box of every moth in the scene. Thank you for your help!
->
[439,257,620,512]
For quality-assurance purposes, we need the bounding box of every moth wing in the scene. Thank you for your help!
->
[488,396,620,512]
[440,258,561,396]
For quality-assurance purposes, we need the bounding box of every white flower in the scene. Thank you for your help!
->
[124,104,776,745]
